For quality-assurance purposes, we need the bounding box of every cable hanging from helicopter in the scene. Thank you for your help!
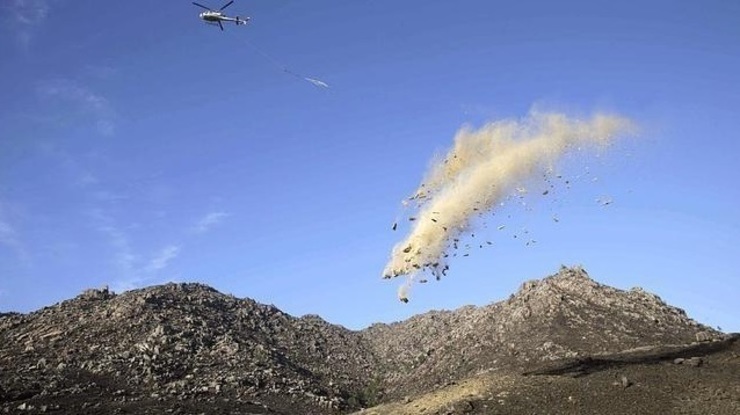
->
[192,1,330,89]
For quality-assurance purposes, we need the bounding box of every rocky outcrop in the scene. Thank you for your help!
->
[0,267,723,414]
[361,266,719,398]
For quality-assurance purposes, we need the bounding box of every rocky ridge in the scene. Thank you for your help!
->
[362,266,716,399]
[0,266,728,414]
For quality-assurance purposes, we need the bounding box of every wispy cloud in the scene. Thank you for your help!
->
[83,65,119,80]
[108,209,230,291]
[0,219,26,259]
[37,142,102,190]
[3,0,51,49]
[110,246,181,293]
[37,79,117,136]
[193,211,230,234]
[110,276,144,294]
[88,209,177,293]
[88,208,137,274]
[8,0,49,25]
[0,202,31,265]
[145,245,180,273]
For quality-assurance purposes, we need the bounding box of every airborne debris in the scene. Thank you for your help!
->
[304,77,330,88]
[382,111,636,296]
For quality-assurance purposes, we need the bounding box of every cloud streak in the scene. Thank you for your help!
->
[0,202,30,265]
[0,219,25,260]
[193,211,230,234]
[88,209,137,273]
[37,79,117,136]
[8,0,49,25]
[89,209,181,292]
[4,0,51,49]
[145,245,180,273]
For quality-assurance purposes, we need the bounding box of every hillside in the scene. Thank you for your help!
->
[1,266,736,414]
[361,266,719,399]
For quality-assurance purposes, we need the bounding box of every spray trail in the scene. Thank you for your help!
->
[240,37,329,88]
[383,111,636,298]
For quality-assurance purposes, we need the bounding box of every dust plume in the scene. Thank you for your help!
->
[384,111,636,300]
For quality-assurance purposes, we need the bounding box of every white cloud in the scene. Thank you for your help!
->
[88,209,137,273]
[78,172,99,187]
[4,0,51,49]
[83,65,118,80]
[110,277,142,294]
[91,213,179,292]
[37,142,103,189]
[9,0,49,25]
[37,79,117,136]
[0,220,23,254]
[145,245,180,273]
[0,203,30,265]
[193,211,230,234]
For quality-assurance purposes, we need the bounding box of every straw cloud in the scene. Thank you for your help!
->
[383,111,636,300]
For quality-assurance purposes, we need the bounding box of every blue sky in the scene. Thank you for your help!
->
[1,0,738,331]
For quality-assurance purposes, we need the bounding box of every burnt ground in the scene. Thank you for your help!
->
[359,334,740,415]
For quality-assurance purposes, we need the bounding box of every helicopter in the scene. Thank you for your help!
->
[193,1,250,31]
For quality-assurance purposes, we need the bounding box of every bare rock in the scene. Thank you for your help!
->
[620,375,632,388]
[685,357,704,367]
[0,267,724,414]
[695,331,713,342]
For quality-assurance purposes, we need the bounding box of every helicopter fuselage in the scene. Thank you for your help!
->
[199,11,247,24]
[200,11,227,22]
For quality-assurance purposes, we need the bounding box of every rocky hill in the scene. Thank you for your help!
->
[361,266,718,399]
[0,266,735,414]
[0,283,375,414]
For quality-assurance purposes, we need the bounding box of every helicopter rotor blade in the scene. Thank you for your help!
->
[192,2,212,11]
[219,0,234,11]
[218,20,224,31]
